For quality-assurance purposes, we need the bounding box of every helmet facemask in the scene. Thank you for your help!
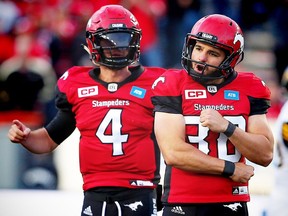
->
[86,28,141,69]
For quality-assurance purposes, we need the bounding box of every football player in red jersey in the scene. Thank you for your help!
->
[152,14,274,216]
[7,5,165,216]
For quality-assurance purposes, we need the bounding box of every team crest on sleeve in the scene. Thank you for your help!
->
[60,71,69,80]
[130,86,146,99]
[152,76,165,89]
[78,86,98,98]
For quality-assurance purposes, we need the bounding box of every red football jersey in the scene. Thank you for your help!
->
[152,69,271,203]
[56,65,165,191]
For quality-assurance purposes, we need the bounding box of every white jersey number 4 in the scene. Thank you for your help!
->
[96,109,128,156]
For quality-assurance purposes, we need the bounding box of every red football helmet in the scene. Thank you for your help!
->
[84,5,141,68]
[182,14,244,82]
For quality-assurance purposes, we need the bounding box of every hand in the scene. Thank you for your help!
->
[230,162,254,183]
[7,120,31,143]
[200,109,228,133]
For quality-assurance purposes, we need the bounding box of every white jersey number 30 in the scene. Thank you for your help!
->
[184,116,245,162]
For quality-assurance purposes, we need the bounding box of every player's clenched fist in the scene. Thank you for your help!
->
[200,108,228,133]
[8,120,31,143]
[231,162,255,183]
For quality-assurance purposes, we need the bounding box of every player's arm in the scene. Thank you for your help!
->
[229,114,274,166]
[154,111,254,183]
[8,120,58,154]
[8,109,76,154]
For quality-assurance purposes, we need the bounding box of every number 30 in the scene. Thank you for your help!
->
[184,116,245,162]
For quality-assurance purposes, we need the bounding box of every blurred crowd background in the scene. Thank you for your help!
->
[0,0,287,203]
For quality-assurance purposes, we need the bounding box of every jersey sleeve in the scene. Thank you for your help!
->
[151,69,185,114]
[45,85,76,144]
[240,73,271,115]
[44,67,80,144]
[248,97,271,115]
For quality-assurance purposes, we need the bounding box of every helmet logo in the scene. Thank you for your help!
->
[130,15,138,26]
[87,18,92,28]
[234,33,244,52]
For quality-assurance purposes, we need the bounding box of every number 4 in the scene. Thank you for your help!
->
[96,109,128,156]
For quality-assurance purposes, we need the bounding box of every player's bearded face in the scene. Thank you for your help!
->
[191,41,225,77]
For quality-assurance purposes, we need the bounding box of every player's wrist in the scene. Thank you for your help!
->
[223,121,236,137]
[222,160,235,177]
